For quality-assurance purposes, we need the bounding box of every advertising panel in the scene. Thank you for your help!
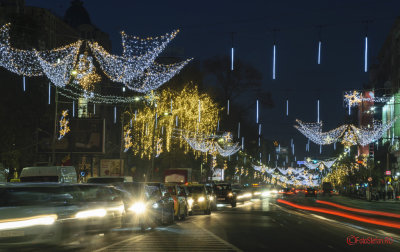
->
[100,159,124,176]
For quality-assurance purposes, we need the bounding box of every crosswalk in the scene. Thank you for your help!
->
[93,221,242,252]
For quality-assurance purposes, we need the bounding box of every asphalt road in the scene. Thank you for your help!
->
[6,194,400,252]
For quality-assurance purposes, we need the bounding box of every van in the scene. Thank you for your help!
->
[20,166,77,183]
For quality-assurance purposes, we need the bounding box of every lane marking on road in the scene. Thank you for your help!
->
[92,233,145,252]
[192,222,243,252]
[274,202,400,244]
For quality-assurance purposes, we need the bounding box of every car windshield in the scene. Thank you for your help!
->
[87,177,124,183]
[215,185,231,191]
[186,186,204,194]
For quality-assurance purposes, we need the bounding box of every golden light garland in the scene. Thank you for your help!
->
[128,84,221,159]
[58,110,70,140]
[123,125,133,152]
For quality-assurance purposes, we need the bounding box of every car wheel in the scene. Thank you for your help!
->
[231,201,237,207]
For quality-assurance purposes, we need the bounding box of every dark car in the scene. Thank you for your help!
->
[282,188,296,197]
[305,188,317,197]
[322,182,333,196]
[205,184,217,210]
[214,183,237,207]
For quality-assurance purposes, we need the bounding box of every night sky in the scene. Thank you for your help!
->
[27,0,400,161]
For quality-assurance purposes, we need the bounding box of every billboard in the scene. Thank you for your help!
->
[211,168,224,181]
[38,118,105,153]
[100,159,124,176]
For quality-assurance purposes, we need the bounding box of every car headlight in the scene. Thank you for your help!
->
[228,192,233,197]
[271,190,278,194]
[188,198,194,205]
[209,196,214,201]
[128,202,146,214]
[152,203,159,209]
[75,209,106,219]
[254,192,261,195]
[262,191,270,197]
[0,214,58,230]
[198,196,205,202]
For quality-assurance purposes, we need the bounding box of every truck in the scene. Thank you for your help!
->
[164,168,192,184]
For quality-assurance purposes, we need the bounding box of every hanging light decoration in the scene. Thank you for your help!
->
[58,110,70,140]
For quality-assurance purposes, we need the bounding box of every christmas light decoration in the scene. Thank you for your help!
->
[294,119,346,145]
[88,30,191,93]
[0,23,82,78]
[317,40,321,65]
[73,52,101,91]
[129,84,220,159]
[58,110,70,140]
[123,126,133,152]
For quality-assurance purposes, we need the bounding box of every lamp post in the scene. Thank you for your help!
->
[147,111,172,181]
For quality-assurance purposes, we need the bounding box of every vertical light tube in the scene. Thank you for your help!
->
[268,154,270,162]
[318,41,321,65]
[317,99,320,123]
[175,116,178,127]
[155,113,158,129]
[93,104,96,115]
[259,124,262,135]
[258,137,261,147]
[238,122,240,138]
[334,142,336,150]
[320,145,322,154]
[23,76,26,92]
[134,110,137,121]
[227,99,230,115]
[256,99,259,123]
[217,120,220,132]
[130,119,132,128]
[241,137,244,150]
[114,106,117,124]
[231,47,234,71]
[364,36,368,72]
[292,144,295,155]
[72,101,75,117]
[272,43,276,80]
[348,104,351,115]
[286,99,289,116]
[161,126,164,135]
[48,83,51,104]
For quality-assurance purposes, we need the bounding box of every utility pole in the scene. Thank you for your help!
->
[51,87,58,165]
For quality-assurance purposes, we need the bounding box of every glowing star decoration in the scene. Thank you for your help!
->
[144,90,159,106]
[58,110,70,140]
[223,160,228,170]
[123,126,133,152]
[73,52,101,91]
[344,91,362,107]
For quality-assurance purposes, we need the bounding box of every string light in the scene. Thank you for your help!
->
[0,23,82,78]
[88,29,191,93]
[58,110,70,140]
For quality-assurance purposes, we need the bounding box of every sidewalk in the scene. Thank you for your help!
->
[318,195,400,214]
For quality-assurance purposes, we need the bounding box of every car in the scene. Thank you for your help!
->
[165,183,189,220]
[185,184,211,215]
[19,166,77,183]
[205,184,217,210]
[143,182,175,225]
[112,182,158,231]
[322,182,333,196]
[87,176,133,183]
[0,183,124,248]
[305,188,317,197]
[214,183,237,207]
[282,188,296,196]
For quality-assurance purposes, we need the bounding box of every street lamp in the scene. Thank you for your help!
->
[147,111,172,181]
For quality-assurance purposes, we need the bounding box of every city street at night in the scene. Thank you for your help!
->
[1,0,400,251]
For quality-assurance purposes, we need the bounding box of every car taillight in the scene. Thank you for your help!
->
[305,190,308,193]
